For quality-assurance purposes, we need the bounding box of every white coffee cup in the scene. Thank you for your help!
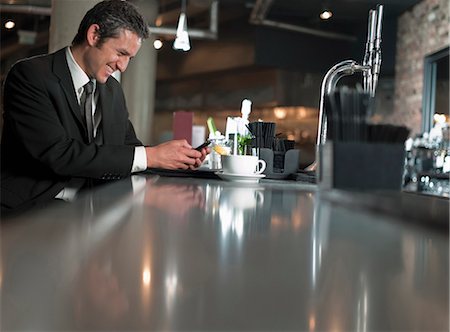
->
[221,155,266,175]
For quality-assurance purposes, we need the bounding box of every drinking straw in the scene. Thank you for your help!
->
[207,117,217,136]
[257,122,262,148]
[328,91,340,141]
[326,87,409,144]
[264,122,275,148]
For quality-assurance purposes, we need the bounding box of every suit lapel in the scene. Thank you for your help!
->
[52,48,84,127]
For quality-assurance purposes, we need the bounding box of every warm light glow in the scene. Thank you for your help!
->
[291,207,304,231]
[298,107,307,118]
[153,39,163,50]
[320,10,333,20]
[309,314,316,331]
[274,107,287,119]
[155,16,163,27]
[270,216,284,228]
[142,268,151,285]
[4,20,15,29]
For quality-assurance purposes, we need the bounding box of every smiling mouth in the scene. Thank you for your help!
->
[106,65,114,75]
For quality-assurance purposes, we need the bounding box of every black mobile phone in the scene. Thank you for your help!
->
[194,140,211,151]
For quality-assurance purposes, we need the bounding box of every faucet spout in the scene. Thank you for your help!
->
[316,60,371,147]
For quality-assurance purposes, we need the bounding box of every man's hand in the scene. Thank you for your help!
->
[145,139,209,170]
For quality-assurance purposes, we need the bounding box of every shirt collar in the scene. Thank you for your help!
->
[65,46,96,98]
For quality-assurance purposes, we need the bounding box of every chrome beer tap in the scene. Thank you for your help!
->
[307,5,383,172]
[363,10,376,94]
[371,4,384,97]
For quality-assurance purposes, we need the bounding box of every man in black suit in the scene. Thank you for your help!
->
[1,0,208,215]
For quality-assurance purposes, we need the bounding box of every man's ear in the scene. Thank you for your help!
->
[86,24,100,47]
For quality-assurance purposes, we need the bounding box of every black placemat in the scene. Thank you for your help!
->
[288,170,317,183]
[145,168,220,179]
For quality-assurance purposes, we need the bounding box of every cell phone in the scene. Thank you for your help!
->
[194,140,211,151]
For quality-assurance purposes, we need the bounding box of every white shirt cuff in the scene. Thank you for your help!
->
[131,146,147,173]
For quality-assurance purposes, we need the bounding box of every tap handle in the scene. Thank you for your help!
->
[375,4,383,49]
[364,10,374,59]
[371,4,384,96]
[369,9,377,47]
[363,9,376,92]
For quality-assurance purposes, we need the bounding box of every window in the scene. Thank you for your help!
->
[422,46,449,132]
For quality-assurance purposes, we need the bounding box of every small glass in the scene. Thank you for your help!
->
[208,137,229,170]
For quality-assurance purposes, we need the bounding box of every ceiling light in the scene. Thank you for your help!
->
[320,9,333,20]
[4,20,15,29]
[173,0,190,52]
[153,39,163,50]
[173,12,190,51]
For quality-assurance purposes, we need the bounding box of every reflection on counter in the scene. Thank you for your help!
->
[144,180,205,218]
[203,182,315,240]
[218,186,264,237]
[1,175,448,330]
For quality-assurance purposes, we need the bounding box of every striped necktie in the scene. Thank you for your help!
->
[80,81,94,143]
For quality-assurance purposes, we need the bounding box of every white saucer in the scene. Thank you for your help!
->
[215,171,266,183]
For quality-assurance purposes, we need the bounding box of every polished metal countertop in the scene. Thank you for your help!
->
[1,174,448,331]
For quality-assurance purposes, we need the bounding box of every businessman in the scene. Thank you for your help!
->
[1,0,208,215]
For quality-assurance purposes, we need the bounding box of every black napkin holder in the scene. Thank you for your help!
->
[259,148,300,179]
[319,142,405,190]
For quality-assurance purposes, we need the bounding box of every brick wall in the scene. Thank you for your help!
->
[388,0,449,135]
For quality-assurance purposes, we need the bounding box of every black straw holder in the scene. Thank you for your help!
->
[319,142,406,190]
[259,148,300,179]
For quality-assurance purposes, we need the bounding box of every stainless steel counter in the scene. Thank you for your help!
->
[1,174,448,331]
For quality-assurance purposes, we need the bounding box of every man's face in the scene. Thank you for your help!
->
[85,29,142,83]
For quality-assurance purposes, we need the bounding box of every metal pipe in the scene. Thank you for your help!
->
[0,4,52,16]
[209,0,218,34]
[250,0,274,23]
[148,0,218,39]
[148,25,217,39]
[256,19,357,42]
[248,0,356,42]
[0,1,219,40]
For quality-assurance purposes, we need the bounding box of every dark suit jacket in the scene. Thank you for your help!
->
[1,48,143,214]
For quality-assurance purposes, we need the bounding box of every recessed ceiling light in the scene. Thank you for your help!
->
[153,39,163,50]
[4,20,15,29]
[320,10,333,20]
